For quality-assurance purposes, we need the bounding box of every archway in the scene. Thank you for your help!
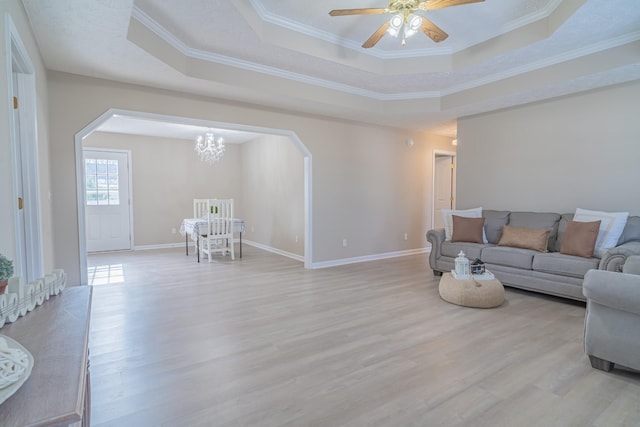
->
[74,109,312,285]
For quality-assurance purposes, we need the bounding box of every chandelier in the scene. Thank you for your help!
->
[194,131,225,164]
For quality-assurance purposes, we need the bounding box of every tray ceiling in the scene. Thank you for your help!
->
[22,0,640,137]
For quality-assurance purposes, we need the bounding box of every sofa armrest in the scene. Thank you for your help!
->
[426,229,445,271]
[598,241,640,272]
[583,269,640,316]
[623,256,640,275]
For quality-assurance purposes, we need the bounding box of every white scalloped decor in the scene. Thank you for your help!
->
[0,270,66,329]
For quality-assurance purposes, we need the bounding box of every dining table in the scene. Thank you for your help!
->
[180,217,246,262]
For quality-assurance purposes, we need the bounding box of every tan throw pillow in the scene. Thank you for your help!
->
[498,225,552,252]
[451,215,485,243]
[560,220,601,258]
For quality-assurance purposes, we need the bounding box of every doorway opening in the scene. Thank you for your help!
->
[75,109,313,285]
[432,150,457,230]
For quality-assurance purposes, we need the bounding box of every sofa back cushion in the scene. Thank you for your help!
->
[555,213,574,252]
[451,215,485,243]
[482,210,510,244]
[508,212,561,252]
[441,207,484,241]
[560,220,601,258]
[498,225,552,252]
[618,216,640,245]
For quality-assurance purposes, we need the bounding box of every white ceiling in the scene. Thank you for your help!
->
[22,0,640,138]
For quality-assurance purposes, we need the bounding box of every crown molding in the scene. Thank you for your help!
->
[249,0,566,58]
[442,31,640,96]
[502,0,564,32]
[131,5,640,103]
[248,0,452,58]
[131,5,440,100]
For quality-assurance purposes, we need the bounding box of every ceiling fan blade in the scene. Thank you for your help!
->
[419,0,484,11]
[329,8,387,16]
[420,18,448,42]
[362,21,391,48]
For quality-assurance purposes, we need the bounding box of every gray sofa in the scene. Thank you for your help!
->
[426,210,640,301]
[583,256,640,372]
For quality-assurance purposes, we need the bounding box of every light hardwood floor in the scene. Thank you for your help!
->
[88,246,640,426]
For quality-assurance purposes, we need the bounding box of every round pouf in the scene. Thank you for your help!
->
[439,272,505,308]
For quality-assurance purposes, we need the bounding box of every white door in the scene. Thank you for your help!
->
[84,149,132,252]
[11,57,44,282]
[12,75,27,278]
[434,155,455,229]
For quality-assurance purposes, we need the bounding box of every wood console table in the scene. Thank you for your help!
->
[0,286,92,427]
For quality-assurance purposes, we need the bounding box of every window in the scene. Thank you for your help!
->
[85,158,120,205]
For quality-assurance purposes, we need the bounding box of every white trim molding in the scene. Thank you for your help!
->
[76,108,313,285]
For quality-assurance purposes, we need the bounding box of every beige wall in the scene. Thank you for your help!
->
[0,2,54,273]
[84,132,243,247]
[241,134,304,257]
[47,71,452,284]
[457,82,640,216]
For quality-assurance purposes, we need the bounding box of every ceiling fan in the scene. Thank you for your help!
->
[329,0,484,48]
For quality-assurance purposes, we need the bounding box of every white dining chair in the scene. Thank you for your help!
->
[193,199,210,219]
[191,199,211,251]
[199,199,235,262]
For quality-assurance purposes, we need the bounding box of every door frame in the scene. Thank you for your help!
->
[432,149,457,230]
[5,13,44,282]
[83,147,134,253]
[75,108,313,285]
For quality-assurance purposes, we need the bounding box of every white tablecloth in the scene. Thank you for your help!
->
[180,217,246,237]
[180,217,246,261]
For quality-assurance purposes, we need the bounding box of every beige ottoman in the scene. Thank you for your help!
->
[439,272,505,308]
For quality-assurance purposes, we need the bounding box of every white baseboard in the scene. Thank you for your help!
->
[242,240,304,262]
[309,247,430,269]
[133,242,188,251]
[130,242,429,270]
[134,238,243,252]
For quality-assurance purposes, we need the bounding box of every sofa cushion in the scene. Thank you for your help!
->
[554,214,574,252]
[482,210,510,244]
[452,215,485,243]
[560,220,601,258]
[482,246,536,270]
[617,215,640,245]
[498,225,552,252]
[574,208,629,258]
[441,241,486,260]
[533,253,599,278]
[442,207,487,242]
[508,212,561,251]
[623,256,640,275]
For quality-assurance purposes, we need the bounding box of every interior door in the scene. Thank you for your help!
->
[11,66,44,282]
[84,149,132,252]
[12,74,27,279]
[434,155,455,229]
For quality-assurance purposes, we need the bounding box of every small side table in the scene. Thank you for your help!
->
[439,272,505,308]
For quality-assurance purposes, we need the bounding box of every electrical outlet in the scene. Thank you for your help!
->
[251,226,255,233]
[171,228,176,234]
[342,238,348,247]
[295,235,299,243]
[404,233,408,241]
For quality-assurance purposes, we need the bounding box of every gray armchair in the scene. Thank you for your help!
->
[583,256,640,372]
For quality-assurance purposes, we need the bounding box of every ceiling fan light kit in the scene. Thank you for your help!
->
[329,0,484,48]
[388,13,423,45]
